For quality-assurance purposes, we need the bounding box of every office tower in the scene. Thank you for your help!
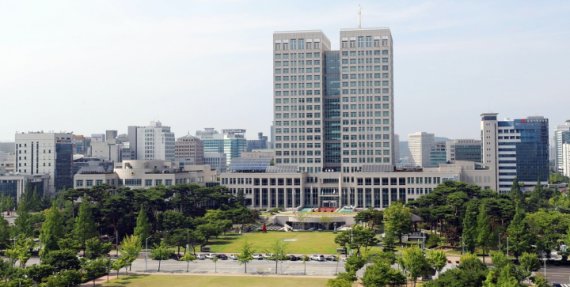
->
[393,134,400,164]
[15,132,74,192]
[429,142,447,167]
[562,143,570,177]
[408,132,435,168]
[105,130,118,142]
[127,121,175,161]
[554,120,570,173]
[446,139,482,163]
[272,28,394,173]
[175,135,205,165]
[481,113,549,193]
[247,132,269,151]
[196,128,247,168]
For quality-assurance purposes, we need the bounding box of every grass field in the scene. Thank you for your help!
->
[103,274,330,287]
[208,232,339,254]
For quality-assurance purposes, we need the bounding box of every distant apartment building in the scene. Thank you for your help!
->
[127,121,175,161]
[429,142,447,167]
[481,113,549,193]
[446,139,482,163]
[408,132,435,168]
[15,132,74,192]
[175,135,205,165]
[554,120,570,173]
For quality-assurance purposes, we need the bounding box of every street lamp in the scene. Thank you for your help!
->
[145,236,152,273]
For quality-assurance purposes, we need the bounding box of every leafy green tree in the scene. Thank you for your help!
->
[111,257,127,278]
[150,241,171,272]
[398,246,430,287]
[134,206,151,244]
[327,277,353,287]
[362,259,406,287]
[518,252,540,281]
[44,270,82,287]
[85,237,112,259]
[181,252,196,272]
[0,217,10,249]
[525,210,570,252]
[73,201,97,251]
[506,206,532,260]
[426,249,447,276]
[119,235,141,270]
[425,253,488,287]
[26,264,55,285]
[335,225,378,257]
[83,258,110,286]
[509,179,524,207]
[268,239,287,274]
[463,201,478,253]
[42,249,81,272]
[40,203,64,257]
[6,237,34,267]
[383,202,412,245]
[531,273,550,287]
[355,208,384,230]
[237,240,254,273]
[14,200,34,239]
[477,203,493,263]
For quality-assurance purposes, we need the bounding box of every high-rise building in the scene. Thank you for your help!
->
[175,135,205,165]
[554,120,570,173]
[247,132,269,151]
[15,132,74,192]
[408,132,435,168]
[563,143,570,177]
[481,113,549,193]
[446,139,482,163]
[429,142,447,167]
[127,121,175,162]
[196,128,247,168]
[273,28,394,173]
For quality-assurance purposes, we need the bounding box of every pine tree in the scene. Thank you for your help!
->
[134,206,150,243]
[73,201,97,250]
[14,199,33,238]
[462,201,478,253]
[476,203,492,263]
[507,206,531,260]
[40,203,64,257]
[509,179,524,207]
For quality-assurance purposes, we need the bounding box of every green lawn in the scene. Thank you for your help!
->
[208,232,339,254]
[103,274,329,287]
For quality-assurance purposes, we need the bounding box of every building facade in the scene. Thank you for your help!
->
[408,132,435,168]
[15,132,74,192]
[429,142,447,167]
[554,120,570,173]
[273,28,395,174]
[128,121,175,162]
[563,143,570,177]
[481,113,549,193]
[175,135,205,165]
[446,139,482,163]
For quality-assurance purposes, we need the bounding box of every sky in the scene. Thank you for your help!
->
[0,0,569,142]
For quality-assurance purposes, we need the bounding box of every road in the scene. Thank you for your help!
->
[539,265,570,285]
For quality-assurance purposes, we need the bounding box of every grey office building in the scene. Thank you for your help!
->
[273,28,394,173]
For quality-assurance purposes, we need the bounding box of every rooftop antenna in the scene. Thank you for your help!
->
[358,4,362,28]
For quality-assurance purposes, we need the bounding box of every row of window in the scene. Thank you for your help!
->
[274,52,321,59]
[274,120,321,127]
[275,105,321,111]
[341,37,389,48]
[275,68,321,74]
[342,88,390,95]
[274,40,321,51]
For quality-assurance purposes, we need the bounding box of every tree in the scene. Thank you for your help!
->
[119,235,141,270]
[26,264,55,285]
[506,206,531,260]
[362,259,406,287]
[0,217,10,249]
[425,253,488,287]
[40,203,64,257]
[518,252,540,281]
[269,239,287,274]
[73,201,97,251]
[6,237,34,268]
[383,202,412,245]
[426,249,447,277]
[44,270,82,287]
[85,237,112,259]
[14,200,34,239]
[134,205,151,243]
[355,208,384,230]
[111,258,127,279]
[462,201,478,253]
[327,277,353,287]
[509,179,524,207]
[335,225,379,257]
[477,203,493,263]
[398,246,430,287]
[237,240,254,273]
[42,249,81,272]
[180,252,196,273]
[83,258,110,286]
[150,241,171,272]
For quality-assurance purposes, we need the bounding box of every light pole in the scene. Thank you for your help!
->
[145,236,152,273]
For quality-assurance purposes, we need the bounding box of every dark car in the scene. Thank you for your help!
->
[288,255,300,261]
[216,254,228,260]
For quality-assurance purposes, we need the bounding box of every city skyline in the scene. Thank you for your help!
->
[1,1,569,141]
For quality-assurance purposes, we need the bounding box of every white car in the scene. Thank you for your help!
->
[310,254,325,261]
[205,253,216,259]
[252,253,264,260]
[263,253,273,259]
[229,254,238,260]
[196,254,206,260]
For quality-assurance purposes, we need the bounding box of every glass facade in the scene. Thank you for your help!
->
[55,143,74,191]
[513,118,549,182]
[324,51,341,171]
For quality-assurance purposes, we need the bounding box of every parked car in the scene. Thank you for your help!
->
[263,253,273,260]
[229,254,238,260]
[252,253,264,260]
[216,254,228,260]
[310,254,325,261]
[205,253,216,259]
[196,254,206,260]
[288,255,300,261]
[325,255,337,261]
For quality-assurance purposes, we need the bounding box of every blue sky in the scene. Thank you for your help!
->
[0,0,569,141]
